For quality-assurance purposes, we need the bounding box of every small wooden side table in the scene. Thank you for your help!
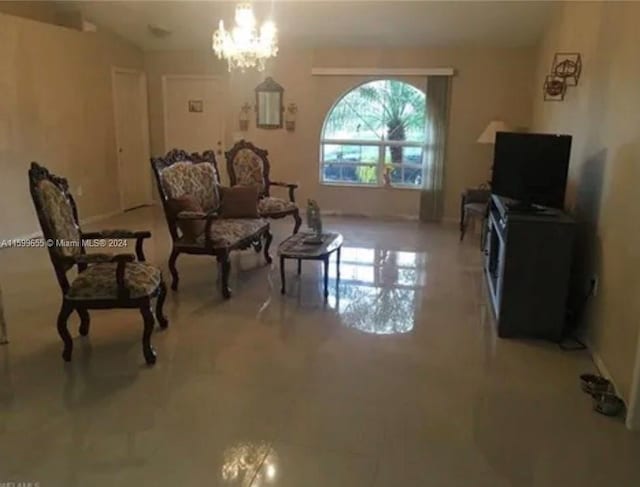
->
[460,188,491,247]
[278,232,343,298]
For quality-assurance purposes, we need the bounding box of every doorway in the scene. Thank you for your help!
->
[111,67,152,210]
[162,75,226,163]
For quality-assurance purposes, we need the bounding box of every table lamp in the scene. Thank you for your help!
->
[477,120,511,144]
[477,120,511,186]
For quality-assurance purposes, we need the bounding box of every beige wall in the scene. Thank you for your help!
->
[0,13,143,238]
[145,46,535,219]
[531,1,640,413]
[0,1,60,25]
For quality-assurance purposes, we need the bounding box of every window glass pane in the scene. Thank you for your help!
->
[323,80,426,143]
[321,79,426,186]
[322,164,377,185]
[389,164,423,187]
[324,92,383,140]
[322,163,342,183]
[323,144,379,164]
[385,146,423,186]
[384,146,424,164]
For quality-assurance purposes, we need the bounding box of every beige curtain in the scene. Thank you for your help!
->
[419,75,452,221]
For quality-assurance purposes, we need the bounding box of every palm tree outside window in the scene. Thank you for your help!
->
[320,79,427,187]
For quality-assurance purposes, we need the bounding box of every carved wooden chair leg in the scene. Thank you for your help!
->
[217,252,232,299]
[140,302,157,365]
[460,210,468,242]
[155,281,169,329]
[293,210,302,234]
[263,229,273,264]
[168,249,180,290]
[57,300,75,362]
[77,308,91,336]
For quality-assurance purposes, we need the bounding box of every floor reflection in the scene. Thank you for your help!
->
[221,441,275,486]
[327,247,427,334]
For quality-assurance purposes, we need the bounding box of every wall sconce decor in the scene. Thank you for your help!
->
[239,102,251,131]
[543,52,582,101]
[553,52,582,86]
[285,103,297,132]
[543,75,567,101]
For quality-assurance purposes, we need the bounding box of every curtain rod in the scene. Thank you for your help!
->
[311,67,455,76]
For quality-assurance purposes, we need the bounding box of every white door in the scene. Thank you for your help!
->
[163,76,226,158]
[112,69,152,210]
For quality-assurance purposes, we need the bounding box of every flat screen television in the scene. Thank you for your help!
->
[491,132,572,210]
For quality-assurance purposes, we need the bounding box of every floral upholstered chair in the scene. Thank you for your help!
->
[151,149,272,299]
[28,163,168,365]
[225,140,301,234]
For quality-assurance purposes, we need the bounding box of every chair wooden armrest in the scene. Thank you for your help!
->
[175,209,221,249]
[270,181,299,203]
[175,210,218,220]
[69,252,136,274]
[82,230,152,261]
[82,230,151,239]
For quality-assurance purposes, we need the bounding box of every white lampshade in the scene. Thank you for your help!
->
[477,120,511,144]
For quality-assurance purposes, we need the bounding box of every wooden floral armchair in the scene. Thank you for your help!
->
[151,149,272,299]
[224,140,301,234]
[28,163,168,365]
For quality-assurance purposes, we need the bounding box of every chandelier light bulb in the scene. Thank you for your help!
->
[235,4,255,27]
[261,20,275,39]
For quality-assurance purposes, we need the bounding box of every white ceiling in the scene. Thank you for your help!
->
[57,1,554,51]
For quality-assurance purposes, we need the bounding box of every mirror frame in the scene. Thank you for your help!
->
[255,77,284,129]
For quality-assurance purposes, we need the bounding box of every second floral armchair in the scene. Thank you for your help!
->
[151,149,272,299]
[224,140,302,234]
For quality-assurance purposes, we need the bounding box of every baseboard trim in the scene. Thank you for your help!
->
[320,210,419,221]
[2,210,123,246]
[585,339,635,429]
[80,210,123,226]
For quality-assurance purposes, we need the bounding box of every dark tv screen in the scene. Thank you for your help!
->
[491,132,572,209]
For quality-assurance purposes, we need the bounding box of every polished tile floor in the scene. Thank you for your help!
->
[1,207,639,486]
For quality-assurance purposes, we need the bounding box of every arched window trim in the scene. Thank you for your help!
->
[319,79,428,189]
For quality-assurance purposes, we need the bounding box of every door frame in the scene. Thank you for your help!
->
[111,66,152,211]
[161,74,225,153]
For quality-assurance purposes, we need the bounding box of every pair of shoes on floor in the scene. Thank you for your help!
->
[579,373,625,417]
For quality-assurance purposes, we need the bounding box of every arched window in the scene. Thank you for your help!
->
[320,79,427,187]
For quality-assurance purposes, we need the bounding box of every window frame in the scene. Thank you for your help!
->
[319,79,428,190]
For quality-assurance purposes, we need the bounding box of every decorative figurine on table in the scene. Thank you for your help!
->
[304,199,324,244]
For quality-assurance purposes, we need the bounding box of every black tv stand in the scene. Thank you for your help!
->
[484,195,575,340]
[505,201,544,213]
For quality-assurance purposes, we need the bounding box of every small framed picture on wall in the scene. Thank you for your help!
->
[188,100,203,113]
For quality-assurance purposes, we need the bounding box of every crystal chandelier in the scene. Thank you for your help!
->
[212,3,278,72]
